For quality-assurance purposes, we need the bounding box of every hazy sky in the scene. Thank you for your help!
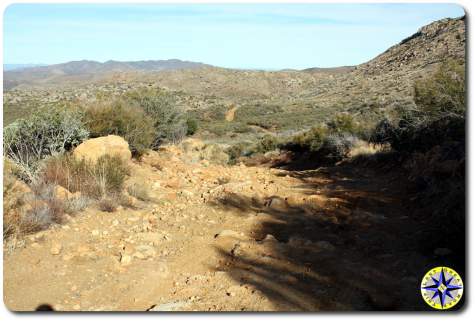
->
[3,3,465,69]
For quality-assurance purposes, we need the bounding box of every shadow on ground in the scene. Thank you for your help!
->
[210,163,465,311]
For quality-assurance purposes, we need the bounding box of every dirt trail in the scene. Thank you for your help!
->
[3,146,448,311]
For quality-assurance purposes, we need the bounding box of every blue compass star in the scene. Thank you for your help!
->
[422,268,462,307]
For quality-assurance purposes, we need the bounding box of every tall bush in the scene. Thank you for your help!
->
[85,100,155,157]
[3,105,89,181]
[126,89,187,146]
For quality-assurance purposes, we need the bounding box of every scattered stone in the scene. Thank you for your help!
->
[262,234,278,243]
[50,242,62,255]
[265,197,287,211]
[214,230,240,239]
[62,253,75,261]
[120,254,133,265]
[135,245,156,258]
[147,300,189,311]
[31,242,41,249]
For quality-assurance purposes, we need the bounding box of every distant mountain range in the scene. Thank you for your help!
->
[3,59,211,90]
[3,16,465,94]
[4,64,47,71]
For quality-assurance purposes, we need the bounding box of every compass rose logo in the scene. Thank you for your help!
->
[421,266,464,310]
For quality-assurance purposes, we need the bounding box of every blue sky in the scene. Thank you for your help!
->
[3,3,465,69]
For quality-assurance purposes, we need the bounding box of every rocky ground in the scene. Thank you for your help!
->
[3,141,456,311]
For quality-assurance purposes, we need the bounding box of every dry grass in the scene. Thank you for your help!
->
[348,141,387,158]
[41,153,129,199]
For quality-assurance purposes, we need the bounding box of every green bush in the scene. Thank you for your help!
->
[186,118,198,136]
[3,105,89,181]
[85,100,155,157]
[414,59,465,118]
[285,126,328,152]
[255,135,280,154]
[126,89,187,146]
[318,133,358,161]
[226,142,252,164]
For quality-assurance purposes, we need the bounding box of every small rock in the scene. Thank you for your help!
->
[91,230,100,236]
[31,242,41,249]
[62,253,75,261]
[214,230,240,239]
[133,252,146,260]
[262,234,278,243]
[120,254,133,265]
[50,242,62,255]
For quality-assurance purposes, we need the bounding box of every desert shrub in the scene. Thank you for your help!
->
[371,60,465,154]
[41,153,129,199]
[4,181,69,238]
[199,144,230,165]
[64,196,92,214]
[186,118,198,136]
[127,183,151,202]
[85,100,155,157]
[414,59,465,118]
[41,154,93,194]
[255,135,280,154]
[3,162,27,239]
[326,113,368,138]
[369,118,397,145]
[27,182,67,226]
[204,121,251,137]
[98,197,118,212]
[93,155,130,196]
[126,89,187,146]
[3,105,89,181]
[226,142,252,165]
[369,60,466,242]
[327,114,357,133]
[319,133,359,161]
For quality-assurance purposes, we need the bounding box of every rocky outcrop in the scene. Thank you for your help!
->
[73,135,132,164]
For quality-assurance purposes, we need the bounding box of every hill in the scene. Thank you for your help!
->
[3,59,211,90]
[3,17,466,131]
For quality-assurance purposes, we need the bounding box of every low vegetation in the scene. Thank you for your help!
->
[85,100,155,157]
[370,59,465,230]
[41,154,129,199]
[3,104,89,181]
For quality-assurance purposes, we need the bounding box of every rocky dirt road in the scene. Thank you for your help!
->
[3,145,456,311]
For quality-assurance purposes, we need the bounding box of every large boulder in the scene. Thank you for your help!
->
[73,135,132,164]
